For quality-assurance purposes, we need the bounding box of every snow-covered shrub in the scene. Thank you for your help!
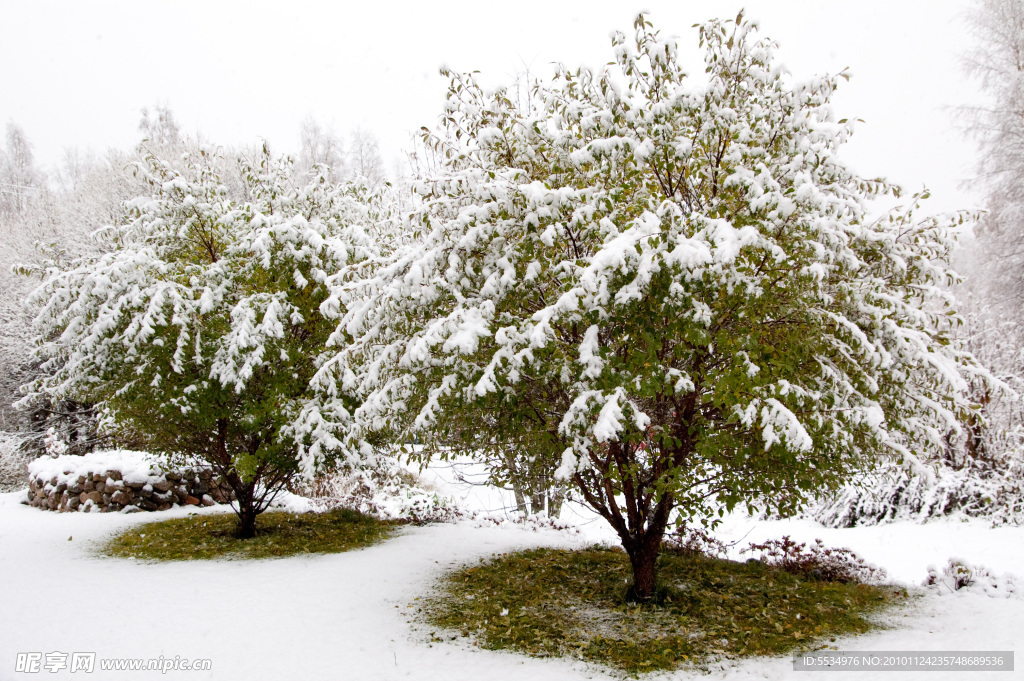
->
[294,461,581,530]
[811,457,1024,527]
[295,461,462,524]
[470,510,580,534]
[924,558,1020,598]
[742,536,887,584]
[43,427,67,457]
[663,526,728,559]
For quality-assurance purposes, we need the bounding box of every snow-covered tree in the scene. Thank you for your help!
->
[314,14,985,600]
[960,0,1024,316]
[21,145,383,536]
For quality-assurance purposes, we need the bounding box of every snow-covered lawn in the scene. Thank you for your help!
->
[1,482,1021,681]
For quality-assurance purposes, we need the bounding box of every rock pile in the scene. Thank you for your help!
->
[23,451,235,513]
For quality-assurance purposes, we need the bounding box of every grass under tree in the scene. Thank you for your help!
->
[422,546,905,674]
[101,508,395,561]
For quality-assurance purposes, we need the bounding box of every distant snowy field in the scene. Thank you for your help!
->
[1,463,1022,681]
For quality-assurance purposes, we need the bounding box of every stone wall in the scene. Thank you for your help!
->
[25,467,235,513]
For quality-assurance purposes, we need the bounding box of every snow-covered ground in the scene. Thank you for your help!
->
[1,465,1022,681]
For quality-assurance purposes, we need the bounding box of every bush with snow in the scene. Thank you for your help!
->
[742,535,887,584]
[295,459,585,530]
[810,457,1024,527]
[663,525,729,559]
[296,461,463,524]
[924,557,1020,599]
[470,510,580,534]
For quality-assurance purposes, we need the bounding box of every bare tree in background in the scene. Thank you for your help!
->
[963,0,1024,305]
[296,118,386,186]
[57,146,97,194]
[297,115,344,180]
[348,126,385,186]
[0,123,43,218]
[138,103,182,148]
[950,0,1024,473]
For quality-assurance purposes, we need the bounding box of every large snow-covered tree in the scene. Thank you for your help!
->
[313,13,984,600]
[22,145,383,537]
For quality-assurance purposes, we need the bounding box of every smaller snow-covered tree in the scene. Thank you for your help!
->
[22,145,381,537]
[317,14,986,600]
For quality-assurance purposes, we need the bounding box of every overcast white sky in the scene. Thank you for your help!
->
[0,0,982,214]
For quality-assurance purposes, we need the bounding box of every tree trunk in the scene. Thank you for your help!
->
[623,527,667,603]
[511,481,528,515]
[235,504,258,539]
[570,435,687,603]
[212,418,261,539]
[232,476,260,539]
[530,489,546,516]
[547,487,565,519]
[503,451,529,515]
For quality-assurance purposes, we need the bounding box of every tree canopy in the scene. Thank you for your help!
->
[310,13,983,599]
[22,145,384,536]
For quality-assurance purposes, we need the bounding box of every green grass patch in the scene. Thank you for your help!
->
[422,546,906,674]
[101,508,395,561]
